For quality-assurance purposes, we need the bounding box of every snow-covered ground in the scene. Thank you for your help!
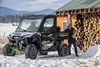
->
[0,23,100,67]
[0,45,99,67]
[0,48,100,67]
[0,23,17,38]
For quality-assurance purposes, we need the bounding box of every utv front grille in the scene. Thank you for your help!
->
[14,37,20,39]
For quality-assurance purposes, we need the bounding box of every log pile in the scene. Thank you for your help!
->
[75,13,100,52]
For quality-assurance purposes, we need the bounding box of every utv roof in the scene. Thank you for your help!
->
[23,15,56,19]
[23,15,45,19]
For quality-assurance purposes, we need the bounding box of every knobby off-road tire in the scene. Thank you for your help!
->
[3,44,16,56]
[25,44,38,59]
[58,44,69,57]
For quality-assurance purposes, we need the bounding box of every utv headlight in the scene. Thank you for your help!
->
[8,34,12,39]
[18,40,24,50]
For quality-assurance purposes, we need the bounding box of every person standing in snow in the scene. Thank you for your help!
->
[64,23,79,57]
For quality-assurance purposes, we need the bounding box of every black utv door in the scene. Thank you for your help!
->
[41,15,56,43]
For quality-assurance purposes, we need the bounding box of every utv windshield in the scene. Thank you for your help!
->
[16,19,42,32]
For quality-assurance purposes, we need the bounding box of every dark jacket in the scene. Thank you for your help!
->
[64,27,76,42]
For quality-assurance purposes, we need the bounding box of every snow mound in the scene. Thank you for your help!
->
[79,45,100,58]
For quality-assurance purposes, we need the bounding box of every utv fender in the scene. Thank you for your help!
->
[32,38,41,50]
[32,38,39,43]
[32,34,41,43]
[58,43,68,50]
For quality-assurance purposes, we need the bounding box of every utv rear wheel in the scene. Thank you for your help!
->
[25,44,38,59]
[3,44,16,56]
[58,44,69,57]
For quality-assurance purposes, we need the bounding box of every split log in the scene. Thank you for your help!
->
[75,13,100,52]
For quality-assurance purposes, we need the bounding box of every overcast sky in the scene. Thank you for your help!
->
[0,0,71,11]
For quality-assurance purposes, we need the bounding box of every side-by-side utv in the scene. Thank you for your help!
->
[3,15,69,59]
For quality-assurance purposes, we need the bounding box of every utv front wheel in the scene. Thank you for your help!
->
[25,44,38,59]
[3,44,16,56]
[58,44,69,57]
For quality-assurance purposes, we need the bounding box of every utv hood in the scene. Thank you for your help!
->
[10,32,38,37]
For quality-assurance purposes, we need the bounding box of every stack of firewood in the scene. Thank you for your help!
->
[75,13,100,52]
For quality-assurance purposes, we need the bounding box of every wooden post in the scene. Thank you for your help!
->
[3,32,5,38]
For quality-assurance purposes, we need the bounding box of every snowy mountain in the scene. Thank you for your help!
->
[0,7,55,16]
[32,9,55,15]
